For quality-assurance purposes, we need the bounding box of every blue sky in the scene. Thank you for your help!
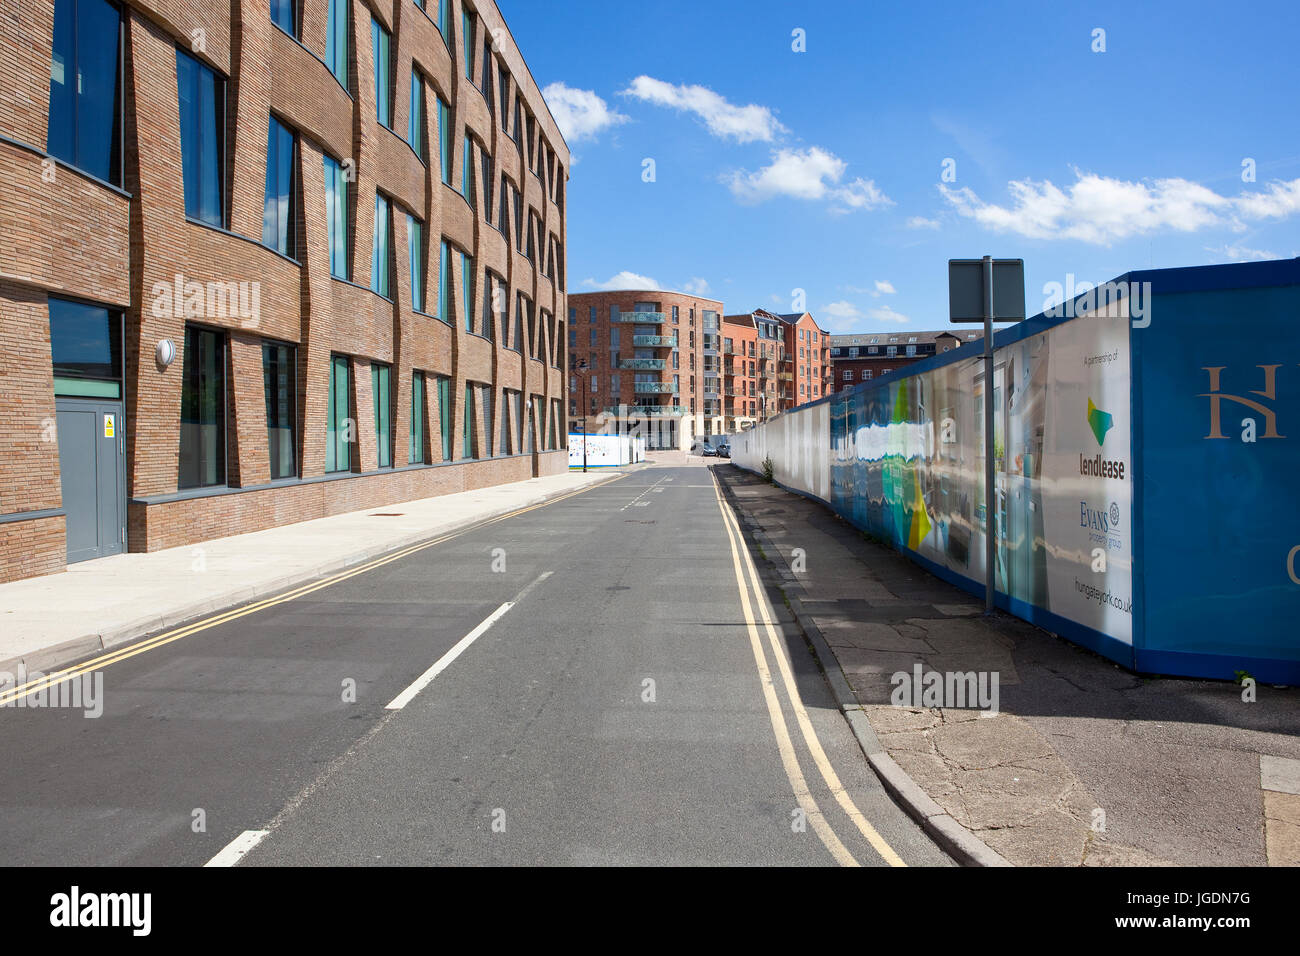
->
[500,0,1300,333]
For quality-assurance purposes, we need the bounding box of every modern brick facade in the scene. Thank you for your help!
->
[722,308,829,425]
[0,0,568,582]
[566,289,725,449]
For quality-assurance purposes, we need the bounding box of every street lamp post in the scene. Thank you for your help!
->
[577,360,589,473]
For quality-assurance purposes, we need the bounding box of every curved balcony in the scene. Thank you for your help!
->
[634,382,678,394]
[619,358,666,370]
[613,311,665,324]
[632,335,676,347]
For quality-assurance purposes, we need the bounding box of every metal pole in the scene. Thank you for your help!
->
[982,255,995,614]
[582,368,588,473]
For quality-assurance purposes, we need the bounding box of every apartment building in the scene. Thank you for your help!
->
[0,0,568,582]
[566,290,727,449]
[722,309,829,423]
[828,329,984,391]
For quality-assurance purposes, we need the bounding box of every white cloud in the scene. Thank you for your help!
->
[868,306,910,324]
[622,76,785,143]
[683,277,710,295]
[726,147,892,213]
[907,216,941,230]
[542,82,629,143]
[873,280,896,296]
[1205,243,1279,262]
[939,171,1300,245]
[823,301,863,319]
[581,271,661,291]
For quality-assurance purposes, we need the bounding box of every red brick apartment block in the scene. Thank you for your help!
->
[566,290,726,449]
[722,309,829,423]
[827,329,981,392]
[0,0,569,581]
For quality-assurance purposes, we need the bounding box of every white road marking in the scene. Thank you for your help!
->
[619,477,668,511]
[385,572,553,710]
[204,829,269,867]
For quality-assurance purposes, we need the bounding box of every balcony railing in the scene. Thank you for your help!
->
[619,358,666,370]
[613,311,665,324]
[634,382,678,394]
[632,335,676,347]
[609,405,689,417]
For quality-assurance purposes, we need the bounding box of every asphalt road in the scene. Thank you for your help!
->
[0,464,950,866]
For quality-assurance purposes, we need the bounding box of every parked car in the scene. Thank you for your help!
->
[692,441,717,457]
[715,443,731,458]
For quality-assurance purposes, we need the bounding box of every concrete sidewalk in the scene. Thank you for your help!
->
[0,469,619,683]
[713,464,1300,867]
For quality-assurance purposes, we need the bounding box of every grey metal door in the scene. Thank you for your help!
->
[56,398,125,563]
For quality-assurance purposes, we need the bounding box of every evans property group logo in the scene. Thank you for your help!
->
[1080,398,1125,479]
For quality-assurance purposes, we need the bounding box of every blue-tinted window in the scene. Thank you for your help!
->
[326,354,350,472]
[47,0,122,186]
[176,49,225,227]
[323,155,348,279]
[438,0,452,43]
[261,116,296,256]
[409,371,426,464]
[179,326,227,489]
[438,239,451,323]
[370,192,390,296]
[270,0,295,34]
[407,215,424,312]
[325,0,349,89]
[408,70,425,159]
[262,341,296,479]
[49,297,122,398]
[371,17,391,127]
[372,363,392,468]
[463,8,475,81]
[461,250,474,332]
[437,96,452,184]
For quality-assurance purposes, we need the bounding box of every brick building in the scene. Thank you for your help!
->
[721,309,830,425]
[566,289,725,450]
[0,0,568,582]
[827,329,985,392]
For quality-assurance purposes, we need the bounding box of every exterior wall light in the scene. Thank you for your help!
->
[155,338,176,369]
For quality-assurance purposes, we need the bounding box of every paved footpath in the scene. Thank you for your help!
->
[0,464,949,866]
[713,464,1300,867]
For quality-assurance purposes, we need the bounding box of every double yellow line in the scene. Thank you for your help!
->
[0,476,624,708]
[710,471,905,868]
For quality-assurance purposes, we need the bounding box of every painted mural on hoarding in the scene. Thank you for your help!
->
[829,314,1132,642]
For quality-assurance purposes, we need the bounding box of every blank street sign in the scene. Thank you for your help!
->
[948,259,1026,323]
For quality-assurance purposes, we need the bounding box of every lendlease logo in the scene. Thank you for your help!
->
[1086,397,1113,446]
[1081,400,1125,479]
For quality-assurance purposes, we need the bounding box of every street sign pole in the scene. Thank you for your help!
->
[948,256,1025,617]
[981,256,995,614]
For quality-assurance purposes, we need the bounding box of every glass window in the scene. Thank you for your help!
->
[498,65,509,130]
[462,134,476,208]
[499,388,514,454]
[436,375,452,461]
[326,354,351,472]
[437,96,452,184]
[463,8,475,81]
[481,385,494,457]
[371,363,391,468]
[438,239,452,323]
[262,341,296,479]
[438,0,452,43]
[178,326,226,489]
[371,18,391,127]
[407,214,424,312]
[47,0,122,186]
[482,271,500,340]
[323,155,348,279]
[176,49,225,227]
[370,192,390,296]
[461,250,475,332]
[49,297,122,398]
[325,0,349,89]
[480,148,494,226]
[262,116,296,257]
[408,70,425,159]
[462,383,476,459]
[514,294,525,352]
[409,371,427,463]
[270,0,295,34]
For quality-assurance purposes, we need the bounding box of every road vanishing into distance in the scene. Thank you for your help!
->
[0,463,949,867]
